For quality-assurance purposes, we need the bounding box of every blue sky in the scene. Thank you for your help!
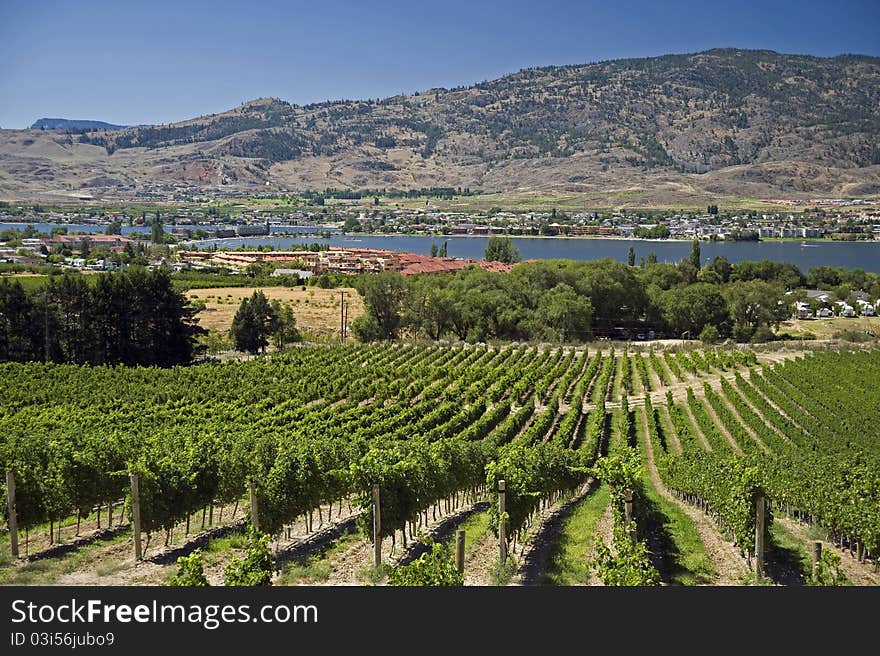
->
[1,0,878,128]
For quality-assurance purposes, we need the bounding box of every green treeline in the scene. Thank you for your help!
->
[0,268,202,366]
[352,258,880,343]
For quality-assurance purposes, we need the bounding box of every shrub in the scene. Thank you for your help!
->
[223,529,275,586]
[387,539,463,586]
[699,324,720,344]
[167,549,210,586]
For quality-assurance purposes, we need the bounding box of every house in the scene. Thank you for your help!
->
[856,299,875,316]
[50,234,133,251]
[271,268,313,279]
[816,307,833,318]
[794,302,813,319]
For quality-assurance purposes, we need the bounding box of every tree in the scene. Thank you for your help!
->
[198,330,233,357]
[646,252,658,265]
[352,272,407,341]
[708,256,732,283]
[627,246,635,267]
[660,283,730,338]
[537,283,593,342]
[151,215,163,244]
[438,241,448,258]
[269,300,300,349]
[724,280,788,342]
[429,243,438,258]
[245,261,273,279]
[689,239,701,270]
[343,215,360,232]
[484,235,521,264]
[231,291,274,353]
[699,324,720,344]
[105,221,122,235]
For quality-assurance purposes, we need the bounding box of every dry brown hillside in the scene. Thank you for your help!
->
[2,49,879,204]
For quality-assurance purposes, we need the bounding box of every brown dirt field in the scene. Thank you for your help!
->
[186,286,364,336]
[778,316,880,340]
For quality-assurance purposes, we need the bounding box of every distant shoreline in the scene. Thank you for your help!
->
[180,231,880,248]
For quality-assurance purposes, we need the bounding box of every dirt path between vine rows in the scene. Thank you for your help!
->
[726,381,791,446]
[776,517,880,587]
[52,500,358,586]
[587,505,614,586]
[742,370,812,435]
[681,396,713,451]
[698,389,745,455]
[322,498,484,585]
[515,483,596,586]
[711,382,769,453]
[639,409,750,585]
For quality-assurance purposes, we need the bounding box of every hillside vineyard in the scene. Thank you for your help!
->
[1,344,878,580]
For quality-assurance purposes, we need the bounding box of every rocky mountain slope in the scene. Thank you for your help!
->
[2,49,879,204]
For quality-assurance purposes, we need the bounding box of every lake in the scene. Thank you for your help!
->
[184,233,880,274]
[4,223,879,273]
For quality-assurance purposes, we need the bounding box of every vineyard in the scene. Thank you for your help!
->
[0,343,878,586]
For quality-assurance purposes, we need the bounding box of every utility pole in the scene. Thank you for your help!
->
[340,290,346,343]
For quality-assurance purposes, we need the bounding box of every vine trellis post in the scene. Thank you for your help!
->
[6,471,19,558]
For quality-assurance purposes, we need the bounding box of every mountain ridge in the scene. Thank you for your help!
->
[30,118,128,131]
[3,48,879,203]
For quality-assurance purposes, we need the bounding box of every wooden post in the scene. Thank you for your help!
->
[623,489,635,544]
[6,471,19,558]
[498,480,507,564]
[455,529,465,575]
[812,541,822,580]
[248,480,260,532]
[754,494,765,579]
[372,484,382,567]
[129,473,142,561]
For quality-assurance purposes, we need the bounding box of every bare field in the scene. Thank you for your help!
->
[187,286,364,335]
[777,316,880,340]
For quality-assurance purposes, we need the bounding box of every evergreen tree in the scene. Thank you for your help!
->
[269,299,300,349]
[151,212,164,244]
[689,239,701,269]
[627,246,635,267]
[231,291,274,354]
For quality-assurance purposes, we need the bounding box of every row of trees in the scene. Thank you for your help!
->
[0,269,202,366]
[349,254,870,344]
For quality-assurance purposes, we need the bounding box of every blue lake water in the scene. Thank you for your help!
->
[4,223,879,273]
[185,233,880,274]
